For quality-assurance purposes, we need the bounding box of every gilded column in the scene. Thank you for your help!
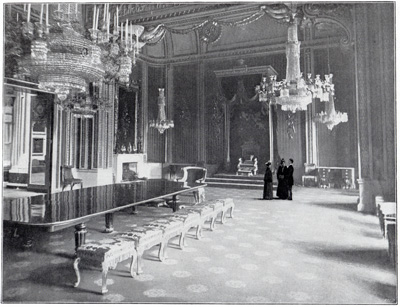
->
[165,64,174,163]
[303,23,318,171]
[9,90,32,186]
[141,62,149,155]
[353,4,375,213]
[197,61,206,163]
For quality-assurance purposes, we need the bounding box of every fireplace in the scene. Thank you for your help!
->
[122,162,138,181]
[113,153,146,183]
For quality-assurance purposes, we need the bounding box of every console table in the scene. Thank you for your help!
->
[302,166,356,189]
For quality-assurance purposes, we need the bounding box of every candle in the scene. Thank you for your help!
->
[24,4,26,11]
[107,11,110,39]
[75,3,78,14]
[17,12,19,21]
[58,4,60,11]
[116,6,119,27]
[125,19,128,44]
[103,4,106,22]
[136,29,139,51]
[46,4,49,26]
[92,5,96,30]
[120,22,123,41]
[95,7,99,30]
[27,4,31,22]
[130,24,133,49]
[40,4,43,24]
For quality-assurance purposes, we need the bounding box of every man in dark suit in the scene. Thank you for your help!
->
[286,158,294,200]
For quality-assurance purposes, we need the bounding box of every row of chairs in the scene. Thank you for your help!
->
[375,196,396,267]
[73,198,235,294]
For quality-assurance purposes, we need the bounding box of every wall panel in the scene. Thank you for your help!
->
[172,64,198,163]
[147,66,166,162]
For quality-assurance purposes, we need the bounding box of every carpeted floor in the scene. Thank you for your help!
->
[2,186,397,303]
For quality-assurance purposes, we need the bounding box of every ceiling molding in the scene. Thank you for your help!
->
[214,65,278,78]
[120,4,261,27]
[140,36,344,66]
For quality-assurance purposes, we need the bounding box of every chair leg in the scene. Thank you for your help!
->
[129,253,137,277]
[179,231,186,250]
[136,250,144,275]
[196,224,202,239]
[73,257,81,288]
[159,241,167,261]
[101,269,109,294]
[221,211,226,224]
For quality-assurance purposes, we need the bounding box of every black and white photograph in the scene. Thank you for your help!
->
[1,1,397,304]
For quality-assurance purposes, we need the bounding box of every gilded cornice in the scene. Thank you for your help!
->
[140,36,342,66]
[121,4,260,27]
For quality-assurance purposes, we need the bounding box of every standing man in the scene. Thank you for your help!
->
[263,161,273,200]
[286,158,294,200]
[277,159,288,199]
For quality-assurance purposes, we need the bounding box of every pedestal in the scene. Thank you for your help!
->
[357,178,375,213]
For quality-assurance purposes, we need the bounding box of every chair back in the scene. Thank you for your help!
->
[178,166,207,184]
[61,165,75,182]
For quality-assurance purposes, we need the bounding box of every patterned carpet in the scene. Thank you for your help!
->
[2,186,397,303]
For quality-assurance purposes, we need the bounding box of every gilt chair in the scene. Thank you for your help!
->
[61,165,83,191]
[176,166,207,204]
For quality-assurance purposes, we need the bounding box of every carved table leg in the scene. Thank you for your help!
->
[75,223,87,252]
[20,226,34,249]
[73,257,81,288]
[104,213,114,233]
[172,195,178,212]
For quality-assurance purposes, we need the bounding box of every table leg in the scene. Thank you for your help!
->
[75,223,87,251]
[172,195,178,212]
[19,226,34,249]
[104,213,114,233]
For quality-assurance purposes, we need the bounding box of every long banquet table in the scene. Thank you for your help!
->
[3,179,206,250]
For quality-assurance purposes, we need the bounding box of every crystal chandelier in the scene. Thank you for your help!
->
[314,93,348,130]
[19,4,105,102]
[149,88,174,134]
[256,17,335,112]
[89,4,164,85]
[17,4,166,101]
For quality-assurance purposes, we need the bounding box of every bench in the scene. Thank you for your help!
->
[375,197,397,267]
[144,218,185,260]
[72,198,231,294]
[164,210,202,249]
[185,200,224,238]
[73,238,137,294]
[116,225,164,275]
